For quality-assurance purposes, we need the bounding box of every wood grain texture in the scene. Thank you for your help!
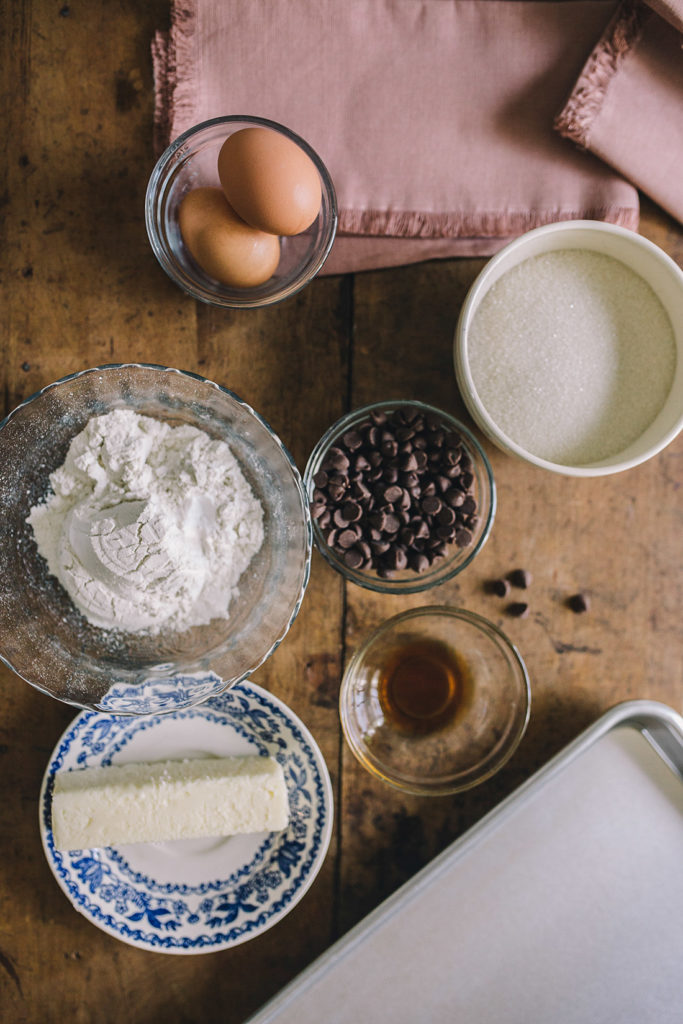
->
[0,2,681,1022]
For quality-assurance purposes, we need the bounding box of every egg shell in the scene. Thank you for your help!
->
[178,187,280,288]
[218,127,322,237]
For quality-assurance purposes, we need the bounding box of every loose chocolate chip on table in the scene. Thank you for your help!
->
[487,578,510,598]
[567,592,590,613]
[507,602,529,618]
[508,568,532,589]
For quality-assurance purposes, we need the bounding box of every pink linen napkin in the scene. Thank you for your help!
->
[153,0,639,274]
[555,0,683,227]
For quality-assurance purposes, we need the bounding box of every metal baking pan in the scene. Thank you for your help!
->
[245,700,683,1024]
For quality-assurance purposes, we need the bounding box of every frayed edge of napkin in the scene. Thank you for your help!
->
[554,0,651,148]
[338,205,639,239]
[152,1,198,156]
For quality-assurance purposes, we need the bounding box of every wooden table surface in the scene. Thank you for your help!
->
[1,3,681,1022]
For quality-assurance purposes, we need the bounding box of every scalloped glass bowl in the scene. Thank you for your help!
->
[146,115,338,308]
[303,401,496,594]
[0,364,311,715]
[340,606,531,796]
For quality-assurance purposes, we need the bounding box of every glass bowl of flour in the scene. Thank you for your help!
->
[0,364,312,715]
[454,221,683,476]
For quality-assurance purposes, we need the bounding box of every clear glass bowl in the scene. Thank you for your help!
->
[303,401,496,593]
[0,364,311,715]
[340,606,531,796]
[145,115,337,308]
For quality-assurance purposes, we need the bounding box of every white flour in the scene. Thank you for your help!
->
[27,409,264,633]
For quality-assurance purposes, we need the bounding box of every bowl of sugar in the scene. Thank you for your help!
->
[454,221,683,476]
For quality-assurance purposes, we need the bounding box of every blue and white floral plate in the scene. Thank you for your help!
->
[39,682,333,954]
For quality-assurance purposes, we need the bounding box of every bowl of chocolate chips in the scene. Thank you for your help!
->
[304,401,496,593]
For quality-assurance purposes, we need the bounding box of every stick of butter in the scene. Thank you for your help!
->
[51,755,289,852]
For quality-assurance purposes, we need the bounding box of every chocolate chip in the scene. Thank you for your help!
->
[341,500,362,523]
[445,488,465,508]
[371,540,391,555]
[342,429,363,451]
[409,551,430,572]
[437,506,456,526]
[327,446,350,472]
[368,510,386,531]
[507,602,529,618]
[337,529,359,549]
[383,512,401,534]
[487,578,510,598]
[383,484,403,505]
[333,507,350,528]
[567,592,590,613]
[508,568,532,589]
[344,546,365,570]
[421,495,442,516]
[400,452,418,472]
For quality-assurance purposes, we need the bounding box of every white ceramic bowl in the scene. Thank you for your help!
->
[454,221,683,476]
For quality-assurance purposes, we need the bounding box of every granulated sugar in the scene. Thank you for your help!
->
[468,250,676,465]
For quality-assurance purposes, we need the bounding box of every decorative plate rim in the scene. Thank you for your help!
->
[39,682,333,954]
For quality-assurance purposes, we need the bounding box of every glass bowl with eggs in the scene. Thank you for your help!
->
[0,364,312,715]
[146,115,338,308]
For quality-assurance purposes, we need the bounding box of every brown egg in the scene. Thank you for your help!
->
[178,187,280,288]
[217,127,322,237]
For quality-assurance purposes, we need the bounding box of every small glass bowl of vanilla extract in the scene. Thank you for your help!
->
[340,606,530,796]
